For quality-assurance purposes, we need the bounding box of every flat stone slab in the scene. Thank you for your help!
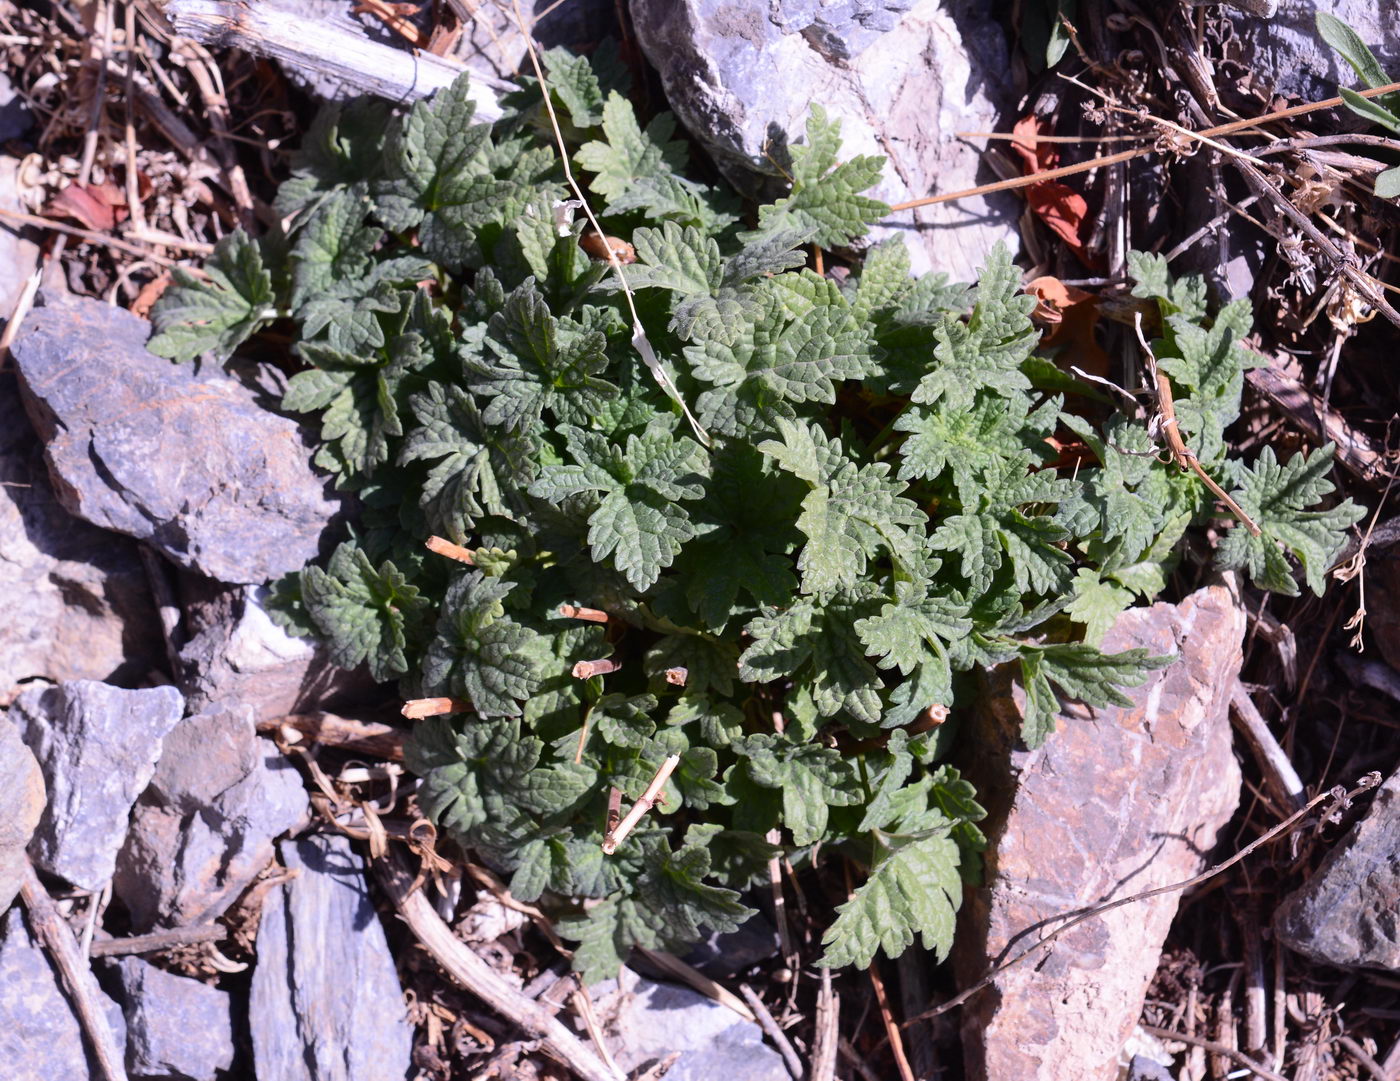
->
[115,727,307,931]
[0,372,163,698]
[956,584,1245,1081]
[108,956,234,1080]
[0,716,44,914]
[11,296,344,584]
[249,833,414,1081]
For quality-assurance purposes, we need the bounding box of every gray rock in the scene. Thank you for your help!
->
[13,681,184,891]
[452,0,617,84]
[11,296,346,584]
[0,716,44,914]
[1275,768,1400,970]
[148,702,260,813]
[595,966,788,1081]
[0,906,126,1080]
[1238,0,1400,107]
[250,833,414,1081]
[115,733,307,931]
[628,0,1019,279]
[178,585,372,721]
[0,371,164,698]
[681,912,779,979]
[0,73,31,143]
[955,585,1245,1081]
[108,956,234,1081]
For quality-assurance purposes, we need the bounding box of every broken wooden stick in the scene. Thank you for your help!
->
[159,0,508,119]
[426,535,475,564]
[558,603,609,623]
[260,712,406,761]
[601,755,679,854]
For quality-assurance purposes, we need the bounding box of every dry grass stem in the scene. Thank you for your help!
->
[633,946,756,1022]
[869,961,915,1081]
[507,0,710,446]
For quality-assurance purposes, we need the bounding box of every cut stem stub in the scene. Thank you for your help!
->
[426,535,475,564]
[401,697,472,719]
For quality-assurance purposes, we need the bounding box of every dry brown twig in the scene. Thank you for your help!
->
[88,923,226,957]
[1141,1023,1288,1081]
[738,983,804,1080]
[889,80,1400,213]
[869,960,915,1081]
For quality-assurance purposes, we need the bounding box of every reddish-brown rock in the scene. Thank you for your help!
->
[956,584,1245,1081]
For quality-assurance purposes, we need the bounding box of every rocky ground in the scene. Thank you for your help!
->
[2,2,1400,1080]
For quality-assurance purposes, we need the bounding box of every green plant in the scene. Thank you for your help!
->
[149,52,1362,979]
[1316,11,1400,198]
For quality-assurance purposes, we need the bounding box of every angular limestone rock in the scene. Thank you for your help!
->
[114,724,307,931]
[1275,768,1400,971]
[0,717,44,914]
[955,584,1245,1081]
[249,833,414,1081]
[13,681,184,891]
[178,586,371,721]
[107,956,235,1081]
[11,296,345,585]
[628,0,1019,278]
[1237,0,1398,105]
[0,372,163,699]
